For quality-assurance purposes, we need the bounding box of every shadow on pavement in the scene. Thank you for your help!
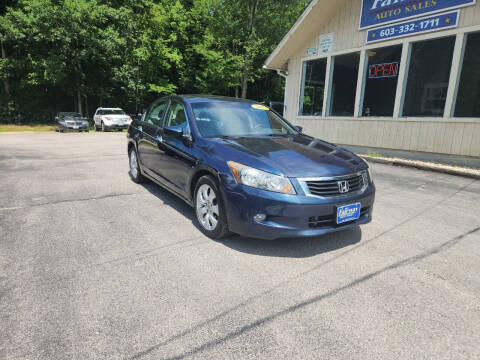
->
[221,226,361,258]
[139,179,362,259]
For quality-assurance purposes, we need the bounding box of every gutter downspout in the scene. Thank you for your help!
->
[263,65,290,117]
[275,68,289,118]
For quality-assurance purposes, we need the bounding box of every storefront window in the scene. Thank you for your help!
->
[329,52,360,116]
[403,36,455,117]
[455,32,480,117]
[299,59,327,116]
[362,45,402,117]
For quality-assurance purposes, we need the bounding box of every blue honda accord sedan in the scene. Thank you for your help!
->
[126,95,375,240]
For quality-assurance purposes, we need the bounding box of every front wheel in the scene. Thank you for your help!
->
[194,176,231,240]
[129,148,145,183]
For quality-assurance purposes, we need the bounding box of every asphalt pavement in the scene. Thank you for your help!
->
[1,132,479,360]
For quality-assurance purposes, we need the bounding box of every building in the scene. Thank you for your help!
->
[264,0,480,165]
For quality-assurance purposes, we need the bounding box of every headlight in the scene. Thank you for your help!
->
[103,116,112,122]
[227,161,296,195]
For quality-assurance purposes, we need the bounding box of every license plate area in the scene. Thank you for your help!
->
[336,203,361,224]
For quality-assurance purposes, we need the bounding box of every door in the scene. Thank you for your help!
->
[136,99,169,181]
[156,101,197,197]
[94,110,101,125]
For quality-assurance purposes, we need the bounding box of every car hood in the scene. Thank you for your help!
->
[211,135,366,178]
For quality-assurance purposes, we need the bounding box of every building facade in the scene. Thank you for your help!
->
[265,0,480,159]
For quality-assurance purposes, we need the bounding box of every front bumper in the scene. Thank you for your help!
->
[60,124,89,131]
[221,177,375,240]
[104,123,129,130]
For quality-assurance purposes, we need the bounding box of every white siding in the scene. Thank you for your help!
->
[284,0,480,157]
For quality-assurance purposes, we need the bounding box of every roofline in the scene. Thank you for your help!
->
[264,0,318,70]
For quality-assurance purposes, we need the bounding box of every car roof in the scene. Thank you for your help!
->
[175,95,258,104]
[97,107,123,110]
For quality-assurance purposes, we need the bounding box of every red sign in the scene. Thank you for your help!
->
[368,62,399,79]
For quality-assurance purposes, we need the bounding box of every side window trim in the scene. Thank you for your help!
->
[164,100,188,128]
[158,99,171,129]
[144,99,170,128]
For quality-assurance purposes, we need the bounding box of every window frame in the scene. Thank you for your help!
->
[326,51,361,117]
[144,98,170,128]
[360,44,403,117]
[296,25,480,123]
[298,57,328,116]
[451,30,480,118]
[399,35,457,118]
[163,100,192,138]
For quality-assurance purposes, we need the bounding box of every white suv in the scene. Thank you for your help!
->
[93,108,132,132]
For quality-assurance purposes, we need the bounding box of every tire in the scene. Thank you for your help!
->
[101,122,106,132]
[128,147,145,183]
[194,176,231,240]
[94,123,98,131]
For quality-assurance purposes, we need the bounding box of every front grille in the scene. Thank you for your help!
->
[305,173,365,197]
[308,207,370,228]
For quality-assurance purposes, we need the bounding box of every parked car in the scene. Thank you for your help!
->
[126,95,375,240]
[54,112,89,132]
[93,107,132,131]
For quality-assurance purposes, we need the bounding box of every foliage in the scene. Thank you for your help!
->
[0,0,309,123]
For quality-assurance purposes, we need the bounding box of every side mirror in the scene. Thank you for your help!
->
[164,125,183,138]
[294,125,303,133]
[55,117,59,121]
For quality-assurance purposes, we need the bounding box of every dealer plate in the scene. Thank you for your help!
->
[336,203,361,224]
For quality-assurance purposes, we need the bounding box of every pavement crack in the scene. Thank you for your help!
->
[129,227,479,360]
[0,193,137,211]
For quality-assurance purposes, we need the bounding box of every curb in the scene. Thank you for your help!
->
[360,155,480,180]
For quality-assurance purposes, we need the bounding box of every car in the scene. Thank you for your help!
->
[54,112,89,132]
[93,107,132,132]
[126,95,375,240]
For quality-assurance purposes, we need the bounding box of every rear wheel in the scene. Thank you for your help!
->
[129,148,145,183]
[194,176,231,240]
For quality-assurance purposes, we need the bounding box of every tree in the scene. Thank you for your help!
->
[0,0,309,123]
[206,0,308,99]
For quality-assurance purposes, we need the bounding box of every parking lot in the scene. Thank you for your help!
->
[1,132,479,359]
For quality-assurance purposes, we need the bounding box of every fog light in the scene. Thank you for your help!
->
[253,213,267,223]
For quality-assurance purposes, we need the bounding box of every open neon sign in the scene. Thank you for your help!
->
[368,62,399,79]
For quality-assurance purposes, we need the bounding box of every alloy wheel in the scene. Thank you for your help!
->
[196,184,219,231]
[129,150,138,179]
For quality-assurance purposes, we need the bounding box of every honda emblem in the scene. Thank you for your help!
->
[338,180,349,193]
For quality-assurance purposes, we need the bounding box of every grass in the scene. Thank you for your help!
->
[367,151,381,158]
[0,124,55,133]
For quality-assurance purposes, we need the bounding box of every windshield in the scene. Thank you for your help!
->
[59,112,82,118]
[191,102,298,138]
[103,109,126,115]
